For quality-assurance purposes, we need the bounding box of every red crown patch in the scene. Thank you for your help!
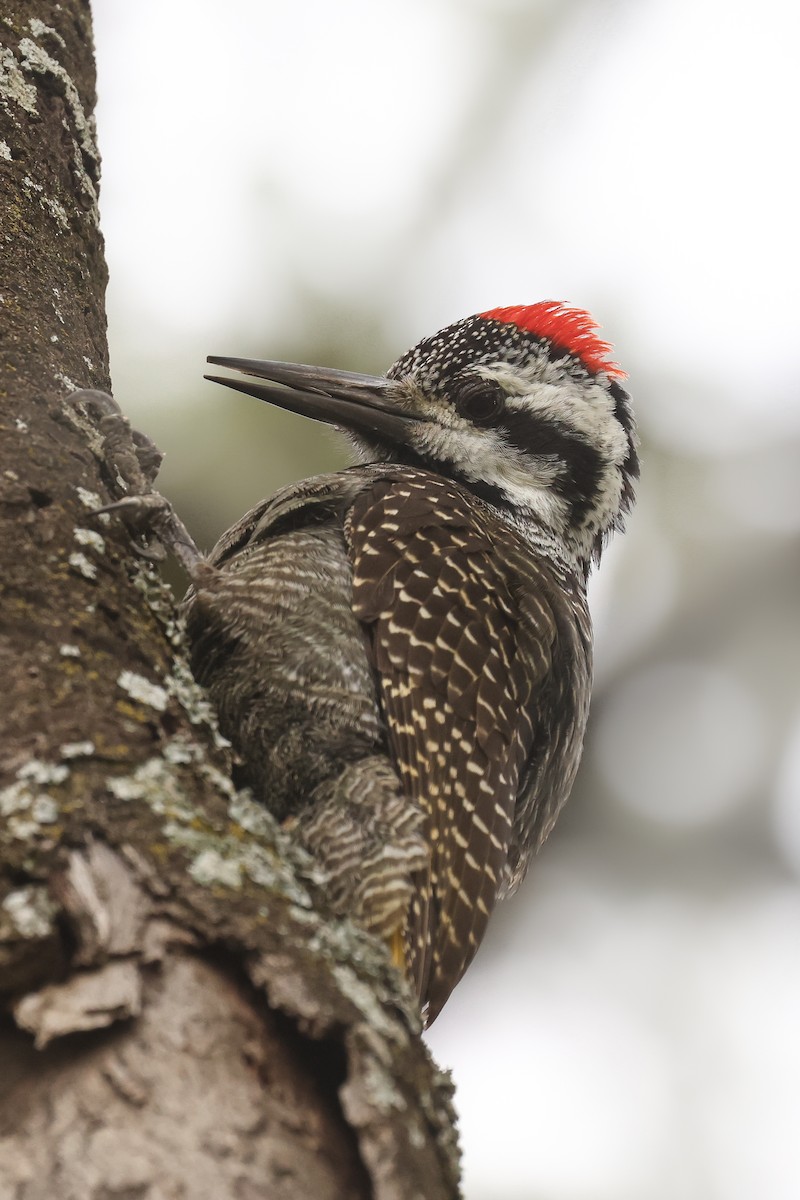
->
[480,301,626,379]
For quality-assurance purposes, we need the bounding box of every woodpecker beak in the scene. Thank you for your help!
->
[205,357,416,444]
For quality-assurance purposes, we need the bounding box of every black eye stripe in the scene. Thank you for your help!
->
[498,412,604,526]
[499,411,587,458]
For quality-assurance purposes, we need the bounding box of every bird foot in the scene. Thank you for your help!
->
[71,389,202,572]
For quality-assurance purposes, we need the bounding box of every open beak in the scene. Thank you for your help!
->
[205,356,417,444]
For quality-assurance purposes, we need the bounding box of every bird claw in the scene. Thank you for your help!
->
[70,388,201,572]
[71,389,163,493]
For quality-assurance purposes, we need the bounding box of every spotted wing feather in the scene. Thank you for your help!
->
[347,470,558,1022]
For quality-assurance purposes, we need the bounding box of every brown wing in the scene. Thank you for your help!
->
[347,469,557,1023]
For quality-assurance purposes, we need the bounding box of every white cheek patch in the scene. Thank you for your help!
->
[414,423,570,528]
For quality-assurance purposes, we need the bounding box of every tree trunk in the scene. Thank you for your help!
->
[0,5,461,1197]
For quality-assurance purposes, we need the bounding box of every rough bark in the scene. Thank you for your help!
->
[0,5,461,1197]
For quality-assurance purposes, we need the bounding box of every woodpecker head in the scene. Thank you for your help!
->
[207,302,638,566]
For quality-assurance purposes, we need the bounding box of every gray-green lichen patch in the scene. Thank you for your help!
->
[18,36,99,219]
[353,1056,413,1132]
[124,566,229,748]
[166,655,229,748]
[107,742,214,807]
[128,562,185,647]
[162,739,196,767]
[0,139,10,160]
[1,761,67,841]
[21,172,68,231]
[107,756,187,808]
[60,740,95,759]
[74,526,105,554]
[117,669,168,713]
[106,750,312,909]
[18,761,68,786]
[0,45,38,115]
[158,737,235,806]
[28,17,66,51]
[160,780,308,902]
[331,966,399,1042]
[1,886,58,940]
[68,550,97,580]
[59,643,81,657]
[76,485,103,510]
[173,743,235,802]
[188,848,244,890]
[177,825,310,906]
[228,790,277,839]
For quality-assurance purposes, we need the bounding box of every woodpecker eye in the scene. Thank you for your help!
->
[454,378,506,426]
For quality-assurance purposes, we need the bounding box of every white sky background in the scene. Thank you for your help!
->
[91,2,800,1197]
